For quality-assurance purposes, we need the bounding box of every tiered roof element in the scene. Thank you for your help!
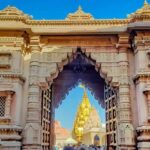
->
[0,1,149,33]
[72,88,104,142]
[0,5,32,21]
[73,89,92,142]
[129,0,150,21]
[66,6,94,21]
[83,107,102,132]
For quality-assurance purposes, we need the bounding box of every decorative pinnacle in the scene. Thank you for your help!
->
[78,5,82,11]
[144,0,149,6]
[79,83,86,92]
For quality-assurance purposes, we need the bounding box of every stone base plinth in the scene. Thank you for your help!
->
[0,141,21,150]
[118,146,136,150]
[22,145,41,150]
[137,125,150,150]
[138,142,150,150]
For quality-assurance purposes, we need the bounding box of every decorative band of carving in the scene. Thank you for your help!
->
[0,74,25,82]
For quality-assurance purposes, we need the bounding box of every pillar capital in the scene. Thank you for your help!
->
[116,33,130,52]
[29,36,41,52]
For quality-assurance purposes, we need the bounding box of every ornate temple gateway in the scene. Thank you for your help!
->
[0,0,150,150]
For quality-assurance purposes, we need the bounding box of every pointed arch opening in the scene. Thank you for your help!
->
[41,47,118,150]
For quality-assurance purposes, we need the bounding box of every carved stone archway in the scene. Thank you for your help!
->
[40,47,117,150]
[0,2,150,150]
[32,45,135,150]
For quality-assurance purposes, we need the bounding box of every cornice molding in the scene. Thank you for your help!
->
[0,73,26,83]
[0,3,150,34]
[133,72,150,83]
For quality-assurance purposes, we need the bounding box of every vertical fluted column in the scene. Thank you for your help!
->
[117,34,135,149]
[23,36,41,150]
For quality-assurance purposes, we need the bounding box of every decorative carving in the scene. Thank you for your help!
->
[23,123,41,144]
[0,6,32,21]
[118,123,134,146]
[41,36,115,47]
[136,123,150,150]
[0,3,150,150]
[129,0,150,22]
[0,52,11,69]
[66,6,94,21]
[143,84,150,122]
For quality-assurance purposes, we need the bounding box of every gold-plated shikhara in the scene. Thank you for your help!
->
[72,87,92,142]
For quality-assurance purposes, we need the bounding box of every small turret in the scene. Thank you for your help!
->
[129,0,150,22]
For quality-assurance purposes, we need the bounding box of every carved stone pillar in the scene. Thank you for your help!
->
[23,36,41,150]
[5,91,13,118]
[144,88,150,121]
[136,87,150,150]
[132,31,150,150]
[117,34,135,149]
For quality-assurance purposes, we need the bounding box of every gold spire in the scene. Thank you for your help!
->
[72,87,92,142]
[144,0,148,6]
[78,5,83,12]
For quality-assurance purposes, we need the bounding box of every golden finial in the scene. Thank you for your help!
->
[79,83,85,90]
[78,5,82,11]
[144,0,148,6]
[73,84,92,142]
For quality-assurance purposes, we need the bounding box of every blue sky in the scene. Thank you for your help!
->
[55,85,105,130]
[0,0,147,20]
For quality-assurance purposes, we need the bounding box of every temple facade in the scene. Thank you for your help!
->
[82,107,106,146]
[0,0,150,150]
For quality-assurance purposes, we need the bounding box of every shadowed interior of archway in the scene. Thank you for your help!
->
[52,48,105,109]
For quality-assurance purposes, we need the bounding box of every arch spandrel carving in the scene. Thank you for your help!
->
[38,46,120,86]
[38,47,121,111]
[37,46,136,149]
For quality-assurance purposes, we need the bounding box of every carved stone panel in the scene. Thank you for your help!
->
[0,52,11,69]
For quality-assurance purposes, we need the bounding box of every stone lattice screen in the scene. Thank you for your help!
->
[0,96,6,117]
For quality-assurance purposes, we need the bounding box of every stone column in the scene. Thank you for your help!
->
[23,36,41,150]
[136,86,150,150]
[117,34,135,149]
[144,89,150,121]
[133,31,150,150]
[5,91,13,118]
